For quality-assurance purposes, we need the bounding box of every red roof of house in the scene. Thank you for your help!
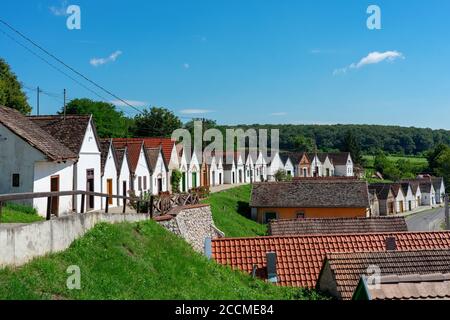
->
[113,138,175,165]
[211,231,450,288]
[112,140,142,173]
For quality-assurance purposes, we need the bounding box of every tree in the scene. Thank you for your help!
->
[171,169,182,193]
[0,58,31,114]
[427,144,450,187]
[61,98,132,138]
[274,169,292,182]
[341,130,363,164]
[291,135,316,152]
[132,107,182,137]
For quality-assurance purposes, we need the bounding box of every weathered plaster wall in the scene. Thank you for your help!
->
[0,211,150,268]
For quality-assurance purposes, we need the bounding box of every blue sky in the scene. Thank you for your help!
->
[1,0,450,129]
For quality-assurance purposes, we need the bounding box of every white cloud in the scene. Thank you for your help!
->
[110,100,147,107]
[270,112,287,116]
[179,109,214,115]
[333,51,404,75]
[90,51,123,67]
[49,0,68,16]
[183,63,190,69]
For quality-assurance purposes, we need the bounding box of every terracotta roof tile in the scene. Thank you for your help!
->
[320,249,450,300]
[251,180,370,208]
[211,232,450,289]
[29,114,95,154]
[269,217,408,236]
[112,140,143,173]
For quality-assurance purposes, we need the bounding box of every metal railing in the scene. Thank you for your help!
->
[0,190,201,223]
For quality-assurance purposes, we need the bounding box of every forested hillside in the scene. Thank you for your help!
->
[221,124,450,156]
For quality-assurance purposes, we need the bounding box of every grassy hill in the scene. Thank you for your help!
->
[203,185,267,237]
[0,220,322,300]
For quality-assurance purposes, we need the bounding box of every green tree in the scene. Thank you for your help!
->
[291,135,316,152]
[61,98,131,138]
[341,130,363,164]
[274,169,292,182]
[171,169,182,193]
[0,58,31,114]
[133,107,182,137]
[427,144,450,187]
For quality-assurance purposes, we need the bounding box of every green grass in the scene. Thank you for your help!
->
[202,185,267,237]
[0,203,44,224]
[363,155,428,168]
[0,220,323,300]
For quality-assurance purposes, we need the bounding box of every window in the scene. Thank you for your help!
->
[138,177,142,191]
[12,174,20,187]
[287,170,292,176]
[297,212,305,219]
[143,176,147,190]
[264,212,277,223]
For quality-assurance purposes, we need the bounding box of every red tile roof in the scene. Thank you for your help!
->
[112,140,143,173]
[113,138,175,165]
[211,232,450,288]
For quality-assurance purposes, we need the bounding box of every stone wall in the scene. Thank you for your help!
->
[155,204,224,253]
[0,212,150,268]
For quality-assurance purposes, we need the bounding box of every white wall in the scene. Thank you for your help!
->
[0,124,44,198]
[117,154,131,206]
[151,152,168,195]
[101,145,118,209]
[74,121,101,212]
[33,161,74,217]
[133,148,151,197]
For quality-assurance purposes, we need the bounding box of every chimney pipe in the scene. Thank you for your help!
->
[385,236,397,251]
[204,237,212,259]
[266,252,278,283]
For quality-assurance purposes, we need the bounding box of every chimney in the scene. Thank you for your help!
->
[204,237,212,259]
[266,252,278,283]
[385,236,397,251]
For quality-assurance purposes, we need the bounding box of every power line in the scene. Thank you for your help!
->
[0,27,111,103]
[0,18,143,114]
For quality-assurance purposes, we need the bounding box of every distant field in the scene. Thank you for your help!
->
[363,155,428,168]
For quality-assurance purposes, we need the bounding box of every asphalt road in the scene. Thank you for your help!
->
[406,207,447,231]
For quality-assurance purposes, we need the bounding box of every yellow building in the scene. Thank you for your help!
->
[250,179,370,223]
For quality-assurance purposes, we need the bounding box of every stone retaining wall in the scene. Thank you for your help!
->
[155,204,224,253]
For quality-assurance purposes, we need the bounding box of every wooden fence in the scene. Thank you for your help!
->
[0,190,201,223]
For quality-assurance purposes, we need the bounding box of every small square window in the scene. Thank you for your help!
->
[264,212,277,224]
[12,174,20,187]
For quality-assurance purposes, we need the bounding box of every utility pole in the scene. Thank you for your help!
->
[445,194,449,230]
[63,89,66,120]
[37,86,40,116]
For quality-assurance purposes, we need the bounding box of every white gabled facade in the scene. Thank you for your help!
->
[309,154,322,177]
[149,149,168,195]
[266,152,284,181]
[402,184,417,211]
[284,157,295,177]
[116,148,131,206]
[132,144,151,197]
[101,141,118,209]
[333,153,354,177]
[322,156,335,177]
[235,152,245,184]
[188,149,201,189]
[254,151,267,182]
[245,153,255,183]
[178,146,189,193]
[73,118,102,212]
[215,155,224,185]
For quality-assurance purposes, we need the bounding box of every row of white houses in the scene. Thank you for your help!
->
[0,107,356,217]
[369,176,446,216]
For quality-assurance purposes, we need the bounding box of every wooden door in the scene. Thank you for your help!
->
[86,169,95,210]
[107,179,113,205]
[50,176,59,216]
[182,173,186,192]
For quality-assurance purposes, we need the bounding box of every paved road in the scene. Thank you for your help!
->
[406,207,447,231]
